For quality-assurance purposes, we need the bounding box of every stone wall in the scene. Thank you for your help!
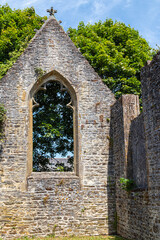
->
[129,113,147,188]
[0,173,115,238]
[0,16,116,239]
[111,95,150,240]
[111,94,140,181]
[140,55,160,239]
[112,84,159,239]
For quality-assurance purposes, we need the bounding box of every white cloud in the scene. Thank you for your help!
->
[140,27,160,48]
[75,0,89,8]
[148,6,160,22]
[0,0,8,5]
[23,0,39,7]
[124,0,132,8]
[88,0,123,22]
[58,0,123,17]
[58,0,90,12]
[93,1,106,15]
[92,0,123,16]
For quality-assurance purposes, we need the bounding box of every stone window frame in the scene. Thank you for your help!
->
[27,70,79,178]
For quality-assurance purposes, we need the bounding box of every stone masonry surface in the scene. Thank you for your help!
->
[0,16,116,239]
[110,54,160,240]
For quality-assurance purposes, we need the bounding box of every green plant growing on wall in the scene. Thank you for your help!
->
[47,224,57,237]
[119,177,136,192]
[108,176,116,189]
[56,179,64,186]
[0,104,6,141]
[107,136,114,148]
[113,211,119,231]
[56,166,65,172]
[0,104,6,123]
[43,194,49,205]
[81,207,86,213]
[106,118,110,123]
[34,67,46,78]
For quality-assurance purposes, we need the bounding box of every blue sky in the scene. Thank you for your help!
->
[1,0,160,48]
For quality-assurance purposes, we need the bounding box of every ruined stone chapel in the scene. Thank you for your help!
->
[0,8,159,240]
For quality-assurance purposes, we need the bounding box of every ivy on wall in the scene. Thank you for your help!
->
[0,104,6,141]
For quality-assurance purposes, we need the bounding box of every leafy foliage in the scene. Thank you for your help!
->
[0,104,6,141]
[33,82,73,172]
[0,104,6,123]
[68,20,153,98]
[0,4,46,80]
[119,178,136,192]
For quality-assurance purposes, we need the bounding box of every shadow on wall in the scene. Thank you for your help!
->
[109,98,125,235]
[126,113,150,240]
[107,125,116,235]
[127,113,148,189]
[0,105,6,185]
[107,98,125,235]
[110,96,150,240]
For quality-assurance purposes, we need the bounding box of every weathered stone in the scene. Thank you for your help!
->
[110,56,160,240]
[0,16,116,239]
[0,12,159,240]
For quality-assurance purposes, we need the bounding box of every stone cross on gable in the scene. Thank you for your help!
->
[47,7,57,16]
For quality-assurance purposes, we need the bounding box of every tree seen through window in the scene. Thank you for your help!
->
[33,81,73,172]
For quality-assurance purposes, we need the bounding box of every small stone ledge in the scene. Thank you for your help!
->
[28,172,79,180]
[131,187,148,192]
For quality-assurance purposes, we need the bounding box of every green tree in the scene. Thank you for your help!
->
[68,20,153,98]
[33,82,73,172]
[0,4,46,80]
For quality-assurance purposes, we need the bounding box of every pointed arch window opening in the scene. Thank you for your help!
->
[32,81,74,172]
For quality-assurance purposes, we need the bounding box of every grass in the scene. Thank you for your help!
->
[15,236,129,240]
